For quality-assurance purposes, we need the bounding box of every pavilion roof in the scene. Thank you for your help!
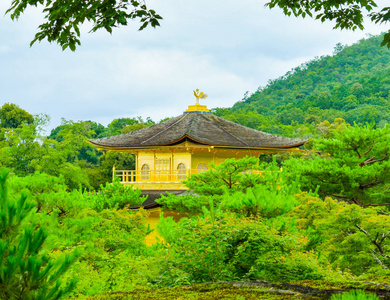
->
[89,111,307,149]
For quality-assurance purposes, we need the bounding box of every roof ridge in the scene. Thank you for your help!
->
[220,117,306,143]
[140,114,188,145]
[209,115,249,147]
[88,111,308,149]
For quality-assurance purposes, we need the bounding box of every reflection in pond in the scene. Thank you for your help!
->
[145,207,183,245]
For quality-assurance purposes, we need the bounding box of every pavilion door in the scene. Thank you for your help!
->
[155,158,171,181]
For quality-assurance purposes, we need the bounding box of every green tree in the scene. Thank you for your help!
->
[0,123,41,176]
[292,193,390,275]
[315,118,350,139]
[49,120,105,142]
[30,121,95,189]
[6,0,162,50]
[0,103,34,129]
[284,124,390,206]
[87,180,145,212]
[158,156,300,217]
[49,120,102,164]
[98,151,135,184]
[105,117,154,136]
[265,1,390,47]
[0,168,77,299]
[121,117,155,134]
[184,157,262,196]
[278,107,305,125]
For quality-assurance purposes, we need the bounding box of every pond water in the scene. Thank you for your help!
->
[145,207,183,245]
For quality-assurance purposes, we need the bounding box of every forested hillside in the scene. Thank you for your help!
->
[214,34,390,137]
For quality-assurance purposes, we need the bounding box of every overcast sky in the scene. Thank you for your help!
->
[0,0,388,133]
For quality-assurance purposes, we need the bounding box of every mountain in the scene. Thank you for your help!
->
[213,34,390,137]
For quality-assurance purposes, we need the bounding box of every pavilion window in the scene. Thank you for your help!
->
[197,163,208,174]
[177,163,187,180]
[155,158,170,171]
[141,164,150,180]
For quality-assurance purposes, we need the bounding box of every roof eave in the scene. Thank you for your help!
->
[87,140,307,152]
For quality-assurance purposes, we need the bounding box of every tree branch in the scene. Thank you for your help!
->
[355,224,370,237]
[363,143,375,156]
[359,180,384,189]
[373,248,390,260]
[371,252,388,269]
[363,203,390,207]
[316,176,340,185]
[346,145,361,158]
[378,210,390,216]
[356,224,390,269]
[330,193,349,199]
[360,155,388,167]
[379,231,390,245]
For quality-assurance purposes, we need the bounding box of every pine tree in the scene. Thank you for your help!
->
[284,124,390,206]
[0,168,77,300]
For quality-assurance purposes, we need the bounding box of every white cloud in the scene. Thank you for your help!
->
[0,0,388,133]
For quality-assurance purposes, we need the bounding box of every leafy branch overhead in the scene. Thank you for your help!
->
[6,0,162,51]
[6,0,390,51]
[265,0,390,47]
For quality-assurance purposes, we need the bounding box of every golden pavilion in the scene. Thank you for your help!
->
[89,91,306,195]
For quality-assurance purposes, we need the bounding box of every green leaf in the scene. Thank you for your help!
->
[69,42,76,51]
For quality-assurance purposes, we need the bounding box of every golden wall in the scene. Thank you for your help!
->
[135,147,262,173]
[136,150,192,172]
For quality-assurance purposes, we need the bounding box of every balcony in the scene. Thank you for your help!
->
[113,167,264,191]
[113,168,198,190]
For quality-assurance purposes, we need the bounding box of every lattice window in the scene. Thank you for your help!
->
[141,164,150,180]
[197,163,208,174]
[155,158,170,171]
[177,163,187,180]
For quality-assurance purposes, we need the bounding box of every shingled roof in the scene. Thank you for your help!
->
[89,111,306,149]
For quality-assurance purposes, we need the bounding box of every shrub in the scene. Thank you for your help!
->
[157,193,211,215]
[8,171,68,212]
[87,180,146,212]
[222,184,298,218]
[157,206,325,283]
[331,290,379,300]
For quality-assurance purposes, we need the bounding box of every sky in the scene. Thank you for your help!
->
[0,0,389,133]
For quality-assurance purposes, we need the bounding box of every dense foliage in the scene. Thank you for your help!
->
[157,155,389,285]
[0,104,155,191]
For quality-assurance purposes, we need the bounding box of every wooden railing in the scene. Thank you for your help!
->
[113,167,264,183]
[113,168,196,183]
